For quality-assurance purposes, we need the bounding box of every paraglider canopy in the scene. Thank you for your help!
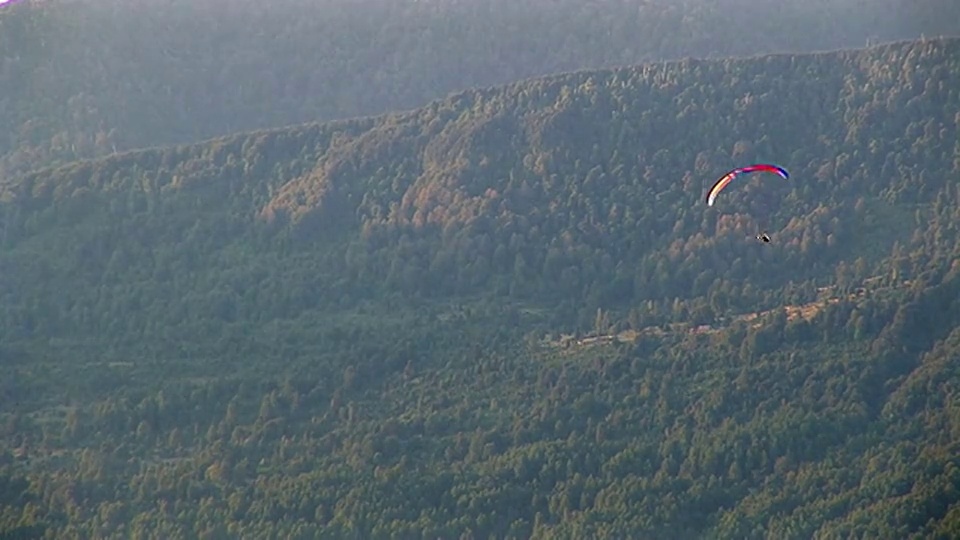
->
[705,164,789,207]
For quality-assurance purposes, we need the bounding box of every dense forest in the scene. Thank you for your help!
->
[1,37,960,538]
[2,0,960,178]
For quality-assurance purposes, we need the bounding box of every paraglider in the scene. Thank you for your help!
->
[705,164,788,243]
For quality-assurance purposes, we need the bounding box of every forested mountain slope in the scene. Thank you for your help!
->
[1,38,959,538]
[2,0,959,177]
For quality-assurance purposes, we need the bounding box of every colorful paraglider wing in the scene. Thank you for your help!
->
[705,164,788,206]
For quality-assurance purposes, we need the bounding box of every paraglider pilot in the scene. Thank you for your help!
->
[756,232,771,243]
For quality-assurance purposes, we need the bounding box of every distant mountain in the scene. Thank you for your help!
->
[2,0,958,177]
[1,37,959,539]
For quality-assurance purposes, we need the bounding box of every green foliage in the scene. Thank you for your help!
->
[1,38,960,538]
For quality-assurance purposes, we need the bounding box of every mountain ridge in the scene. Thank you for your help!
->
[3,0,959,177]
[12,37,957,227]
